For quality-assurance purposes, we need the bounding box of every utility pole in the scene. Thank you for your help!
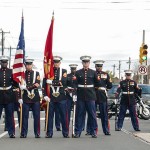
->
[143,30,149,84]
[5,47,16,68]
[0,29,10,55]
[119,60,121,80]
[112,64,116,77]
[126,57,131,70]
[141,30,145,84]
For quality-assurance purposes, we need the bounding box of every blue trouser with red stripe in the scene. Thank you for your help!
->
[98,102,110,134]
[54,105,61,130]
[117,104,139,130]
[86,102,110,134]
[47,100,69,136]
[0,103,15,136]
[75,100,97,136]
[21,102,40,136]
[14,102,20,126]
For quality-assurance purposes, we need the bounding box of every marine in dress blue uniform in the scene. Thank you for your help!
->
[115,70,140,131]
[94,60,112,135]
[74,55,98,138]
[66,64,78,125]
[20,59,41,138]
[0,56,18,138]
[43,56,69,138]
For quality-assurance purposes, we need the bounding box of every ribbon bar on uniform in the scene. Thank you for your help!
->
[78,84,94,88]
[122,92,134,94]
[0,86,12,90]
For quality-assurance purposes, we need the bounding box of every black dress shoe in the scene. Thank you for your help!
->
[115,128,121,131]
[74,134,80,138]
[135,129,141,131]
[45,134,52,138]
[63,134,70,138]
[35,134,41,138]
[56,128,61,131]
[85,132,91,135]
[105,132,111,135]
[20,135,27,138]
[9,134,15,138]
[91,134,97,138]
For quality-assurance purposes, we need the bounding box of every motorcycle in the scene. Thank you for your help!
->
[136,96,150,120]
[96,95,150,120]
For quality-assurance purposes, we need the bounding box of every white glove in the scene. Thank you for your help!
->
[44,96,50,102]
[73,95,77,102]
[20,85,26,90]
[18,99,23,104]
[46,79,52,85]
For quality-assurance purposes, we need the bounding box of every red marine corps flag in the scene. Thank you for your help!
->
[44,12,54,96]
[43,12,55,133]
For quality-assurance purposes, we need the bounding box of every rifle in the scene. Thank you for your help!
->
[114,98,118,131]
[72,94,77,138]
[115,94,121,131]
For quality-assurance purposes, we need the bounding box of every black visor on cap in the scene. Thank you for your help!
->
[25,62,32,65]
[53,60,60,63]
[71,67,76,70]
[82,60,90,63]
[126,73,131,76]
[96,64,103,67]
[1,60,8,63]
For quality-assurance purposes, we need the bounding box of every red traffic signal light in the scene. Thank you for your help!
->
[142,49,148,55]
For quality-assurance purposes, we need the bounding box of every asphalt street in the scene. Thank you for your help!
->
[0,111,150,150]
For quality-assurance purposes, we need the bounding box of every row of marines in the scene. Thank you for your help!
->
[0,55,141,138]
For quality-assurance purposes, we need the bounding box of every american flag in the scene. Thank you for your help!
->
[13,12,25,83]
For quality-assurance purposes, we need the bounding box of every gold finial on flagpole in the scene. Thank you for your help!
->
[52,11,54,20]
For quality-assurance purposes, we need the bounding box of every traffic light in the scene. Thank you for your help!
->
[142,44,148,61]
[139,44,148,64]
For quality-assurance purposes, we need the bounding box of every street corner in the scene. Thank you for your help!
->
[133,132,150,143]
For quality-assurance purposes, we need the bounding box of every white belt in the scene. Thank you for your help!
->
[122,92,134,94]
[67,86,74,89]
[97,87,108,97]
[78,84,94,88]
[97,87,106,90]
[0,86,12,90]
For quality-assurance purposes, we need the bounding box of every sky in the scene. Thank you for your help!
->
[0,0,150,77]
